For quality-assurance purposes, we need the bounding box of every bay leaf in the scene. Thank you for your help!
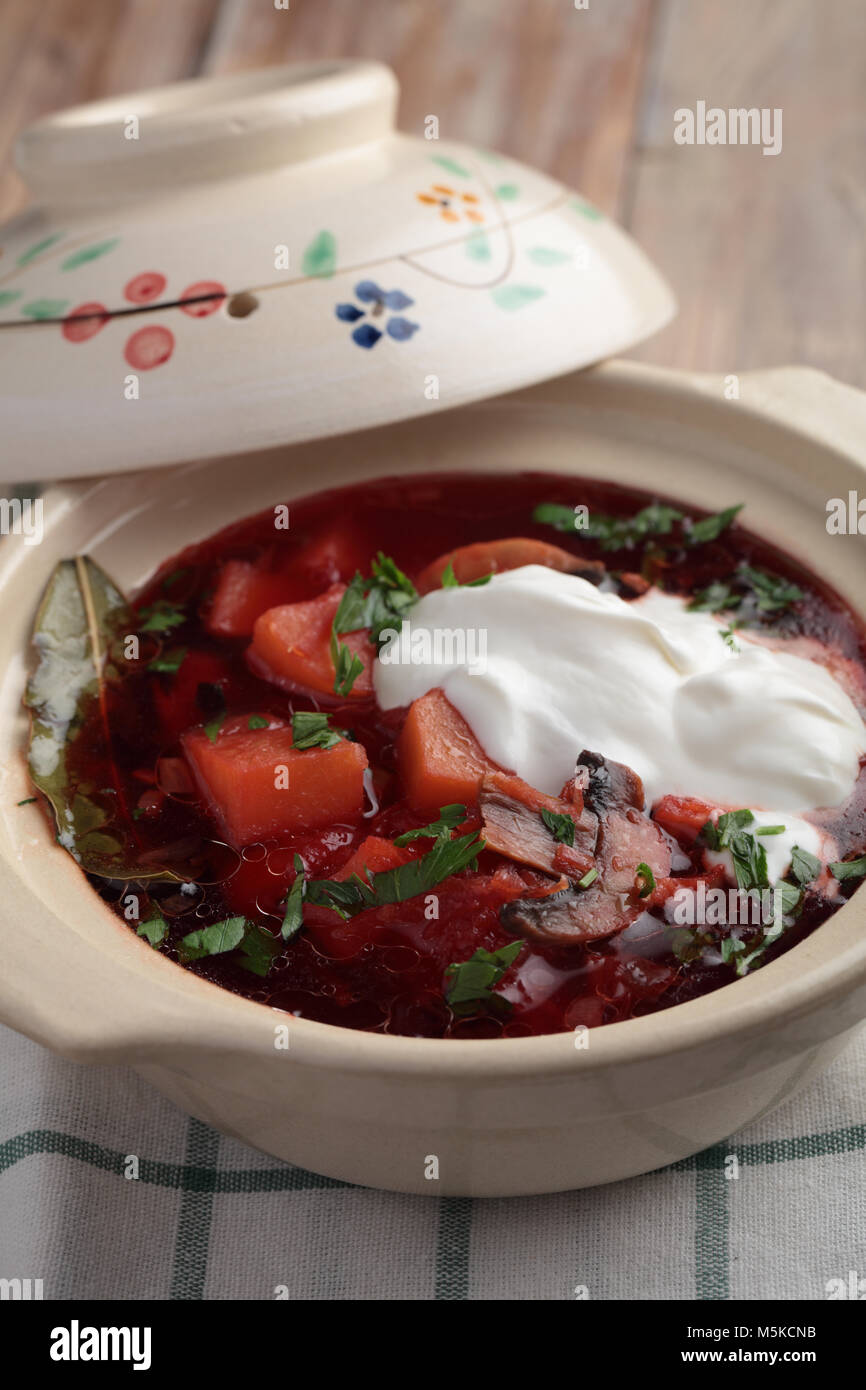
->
[24,555,182,882]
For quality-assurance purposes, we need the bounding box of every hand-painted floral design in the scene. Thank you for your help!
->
[416,184,484,224]
[60,272,226,370]
[335,281,420,349]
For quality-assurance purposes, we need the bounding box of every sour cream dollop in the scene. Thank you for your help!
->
[374,567,866,838]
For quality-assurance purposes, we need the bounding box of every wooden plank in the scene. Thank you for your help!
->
[201,0,655,217]
[626,0,866,385]
[0,0,221,223]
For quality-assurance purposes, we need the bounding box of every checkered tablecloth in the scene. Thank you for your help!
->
[1,1022,863,1300]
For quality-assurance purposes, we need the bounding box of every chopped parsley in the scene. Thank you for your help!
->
[161,568,189,590]
[692,813,827,975]
[441,561,492,589]
[178,916,246,962]
[137,600,186,633]
[330,553,419,695]
[689,563,804,621]
[533,500,741,553]
[829,855,866,882]
[281,856,306,941]
[444,940,522,1015]
[700,811,769,891]
[136,912,167,948]
[395,804,466,846]
[291,710,349,750]
[247,715,270,730]
[684,505,743,546]
[305,829,485,920]
[789,846,821,886]
[330,638,365,698]
[148,645,187,675]
[197,682,227,743]
[237,924,283,978]
[635,862,655,898]
[541,807,576,846]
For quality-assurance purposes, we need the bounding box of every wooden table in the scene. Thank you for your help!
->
[1,0,863,384]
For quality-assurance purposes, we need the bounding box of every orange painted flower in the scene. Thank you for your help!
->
[416,184,484,224]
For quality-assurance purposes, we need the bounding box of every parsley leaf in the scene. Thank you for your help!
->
[540,807,576,846]
[137,600,186,633]
[330,553,418,694]
[291,710,349,750]
[238,924,283,977]
[306,830,484,919]
[687,581,737,613]
[700,811,768,891]
[441,561,492,589]
[444,940,522,1015]
[790,846,821,885]
[395,804,467,846]
[533,500,741,553]
[136,912,167,947]
[281,856,306,940]
[700,809,754,852]
[148,645,187,675]
[829,855,866,882]
[689,563,804,621]
[739,565,804,614]
[178,916,246,962]
[248,715,270,730]
[635,862,655,897]
[684,505,743,546]
[330,634,365,698]
[204,711,226,744]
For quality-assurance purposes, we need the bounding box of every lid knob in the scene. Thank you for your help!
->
[16,60,398,206]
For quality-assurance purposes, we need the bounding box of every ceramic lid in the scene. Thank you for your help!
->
[0,61,675,479]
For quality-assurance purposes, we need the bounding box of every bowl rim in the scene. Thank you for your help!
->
[1,358,865,1080]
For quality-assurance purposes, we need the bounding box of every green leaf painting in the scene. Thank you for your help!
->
[491,284,545,311]
[301,230,337,278]
[61,238,119,271]
[431,154,472,179]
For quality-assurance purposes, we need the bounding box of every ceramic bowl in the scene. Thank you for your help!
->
[0,360,864,1196]
[0,61,673,478]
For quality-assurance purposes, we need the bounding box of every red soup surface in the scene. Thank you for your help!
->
[62,472,866,1038]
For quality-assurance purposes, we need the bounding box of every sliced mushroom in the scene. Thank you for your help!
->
[501,754,671,945]
[574,748,646,814]
[479,771,597,879]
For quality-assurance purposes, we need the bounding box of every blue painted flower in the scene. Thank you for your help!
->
[335,280,420,349]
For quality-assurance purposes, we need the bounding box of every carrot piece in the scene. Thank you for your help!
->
[334,835,416,882]
[652,794,716,845]
[398,688,504,812]
[182,723,368,848]
[249,584,374,699]
[416,537,601,594]
[207,560,306,638]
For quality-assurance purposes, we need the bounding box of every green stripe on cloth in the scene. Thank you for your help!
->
[170,1118,220,1300]
[2,1122,863,1190]
[0,1128,351,1191]
[434,1197,472,1299]
[694,1146,730,1300]
[678,1122,866,1169]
